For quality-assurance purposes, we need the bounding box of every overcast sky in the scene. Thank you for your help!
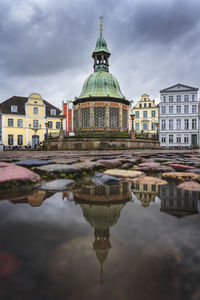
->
[1,0,200,108]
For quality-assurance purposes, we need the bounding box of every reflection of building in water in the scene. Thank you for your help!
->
[73,182,131,204]
[5,190,54,207]
[132,183,159,207]
[74,182,131,283]
[80,202,126,283]
[159,185,199,218]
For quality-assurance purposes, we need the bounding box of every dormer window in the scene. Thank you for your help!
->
[33,107,38,115]
[11,105,18,112]
[50,109,56,116]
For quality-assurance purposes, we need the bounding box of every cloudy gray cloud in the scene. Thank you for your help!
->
[0,0,200,107]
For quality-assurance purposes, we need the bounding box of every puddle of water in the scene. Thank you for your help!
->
[0,182,200,300]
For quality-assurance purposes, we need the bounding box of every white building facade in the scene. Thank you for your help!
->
[159,83,199,148]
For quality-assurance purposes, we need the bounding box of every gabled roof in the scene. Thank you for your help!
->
[160,83,199,93]
[0,96,61,117]
[0,96,26,115]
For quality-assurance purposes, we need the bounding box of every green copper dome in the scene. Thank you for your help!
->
[93,32,111,55]
[79,71,126,99]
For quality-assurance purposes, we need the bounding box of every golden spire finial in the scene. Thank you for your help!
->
[99,16,103,33]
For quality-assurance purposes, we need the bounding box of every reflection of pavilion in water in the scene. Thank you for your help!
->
[159,185,199,218]
[132,183,159,207]
[73,182,131,283]
[72,181,131,204]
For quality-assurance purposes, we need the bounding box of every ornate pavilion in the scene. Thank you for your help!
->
[73,19,130,132]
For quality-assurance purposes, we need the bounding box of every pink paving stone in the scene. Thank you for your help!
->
[168,164,195,170]
[0,162,40,183]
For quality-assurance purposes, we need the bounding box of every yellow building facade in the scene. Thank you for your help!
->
[132,94,158,136]
[1,93,61,148]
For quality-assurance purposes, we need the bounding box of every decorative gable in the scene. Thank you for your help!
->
[160,83,198,93]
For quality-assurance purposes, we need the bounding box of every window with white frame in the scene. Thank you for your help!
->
[184,95,189,102]
[176,136,181,143]
[169,119,173,130]
[163,95,166,102]
[161,106,166,114]
[151,123,156,130]
[161,136,166,143]
[48,121,53,129]
[135,123,140,131]
[176,106,181,114]
[135,111,139,118]
[176,95,181,102]
[11,105,18,112]
[17,135,23,145]
[8,118,14,127]
[169,106,173,114]
[33,107,38,115]
[161,120,166,130]
[192,119,197,129]
[184,119,189,130]
[192,95,195,101]
[151,110,156,117]
[8,134,14,145]
[56,122,60,129]
[169,96,173,102]
[184,136,189,143]
[184,105,189,114]
[33,120,39,128]
[176,119,181,130]
[192,105,197,113]
[169,135,173,143]
[50,109,56,116]
[143,123,148,130]
[17,119,23,128]
[143,111,147,118]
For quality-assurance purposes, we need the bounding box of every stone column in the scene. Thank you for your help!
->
[119,104,123,132]
[90,102,94,131]
[105,103,109,130]
[78,105,82,131]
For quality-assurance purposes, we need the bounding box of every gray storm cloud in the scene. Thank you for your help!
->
[0,0,200,107]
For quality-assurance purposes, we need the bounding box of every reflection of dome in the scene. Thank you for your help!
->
[80,203,124,229]
[79,202,126,283]
[79,72,125,99]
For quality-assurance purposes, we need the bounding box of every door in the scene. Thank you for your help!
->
[32,135,40,149]
[191,134,197,148]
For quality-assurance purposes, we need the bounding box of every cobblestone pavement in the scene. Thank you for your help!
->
[0,149,199,162]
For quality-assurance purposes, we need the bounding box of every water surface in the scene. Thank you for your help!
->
[0,183,200,300]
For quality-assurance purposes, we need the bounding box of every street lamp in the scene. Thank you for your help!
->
[45,121,48,139]
[59,112,64,130]
[155,121,159,140]
[29,123,42,135]
[130,112,135,130]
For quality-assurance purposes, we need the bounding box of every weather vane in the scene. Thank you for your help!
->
[99,16,103,32]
